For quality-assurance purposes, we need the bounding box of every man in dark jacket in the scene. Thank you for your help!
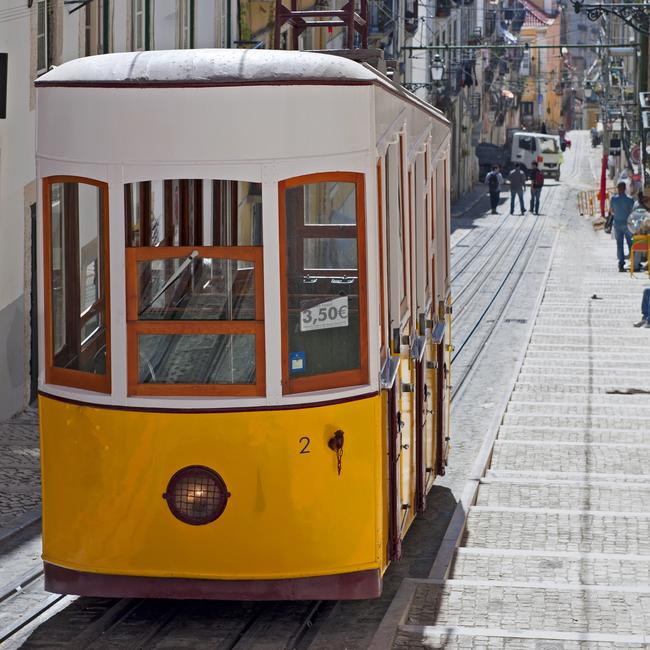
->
[508,164,527,215]
[485,165,503,214]
[529,162,544,215]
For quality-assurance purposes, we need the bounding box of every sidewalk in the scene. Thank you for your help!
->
[0,406,40,537]
[451,184,487,219]
[378,175,650,648]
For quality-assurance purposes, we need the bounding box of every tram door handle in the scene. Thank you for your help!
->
[331,277,355,285]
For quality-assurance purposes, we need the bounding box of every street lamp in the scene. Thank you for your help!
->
[571,0,650,36]
[431,54,445,86]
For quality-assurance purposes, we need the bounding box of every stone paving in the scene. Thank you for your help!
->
[386,131,650,648]
[0,406,40,534]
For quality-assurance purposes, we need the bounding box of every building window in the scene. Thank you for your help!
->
[520,101,534,117]
[124,179,265,396]
[279,172,368,394]
[43,177,111,393]
[36,0,49,75]
[85,0,110,56]
[178,0,194,49]
[132,0,150,51]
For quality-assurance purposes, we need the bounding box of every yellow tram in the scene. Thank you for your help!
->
[35,49,452,599]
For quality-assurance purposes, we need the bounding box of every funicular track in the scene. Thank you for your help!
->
[1,159,575,650]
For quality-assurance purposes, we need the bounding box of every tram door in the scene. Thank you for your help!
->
[385,138,416,550]
[414,160,432,512]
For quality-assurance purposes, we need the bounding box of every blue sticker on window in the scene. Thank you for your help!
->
[289,352,306,374]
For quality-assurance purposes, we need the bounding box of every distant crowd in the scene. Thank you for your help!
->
[607,181,650,329]
[484,162,546,217]
[483,164,650,330]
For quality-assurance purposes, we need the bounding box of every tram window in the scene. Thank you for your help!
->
[138,333,255,385]
[126,246,264,396]
[125,180,262,247]
[213,181,262,246]
[136,255,256,321]
[280,173,368,394]
[44,178,110,393]
[385,141,407,346]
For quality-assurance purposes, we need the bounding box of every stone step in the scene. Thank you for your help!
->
[491,440,650,476]
[497,424,649,444]
[509,391,650,404]
[518,367,650,379]
[393,628,648,649]
[523,349,650,361]
[529,335,649,348]
[505,400,650,416]
[449,549,650,586]
[525,343,650,355]
[514,382,650,394]
[405,581,650,635]
[475,478,650,511]
[534,319,638,328]
[502,413,650,430]
[462,509,650,554]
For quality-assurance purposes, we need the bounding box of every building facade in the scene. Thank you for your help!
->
[0,0,234,420]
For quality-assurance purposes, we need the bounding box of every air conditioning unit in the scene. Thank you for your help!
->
[642,110,650,130]
[639,92,650,109]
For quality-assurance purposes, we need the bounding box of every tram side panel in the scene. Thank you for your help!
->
[40,394,385,597]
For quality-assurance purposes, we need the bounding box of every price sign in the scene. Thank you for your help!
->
[300,296,349,332]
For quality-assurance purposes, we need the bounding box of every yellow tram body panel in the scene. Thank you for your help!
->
[39,393,385,581]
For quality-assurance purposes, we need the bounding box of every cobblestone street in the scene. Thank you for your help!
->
[388,138,650,647]
[0,407,40,536]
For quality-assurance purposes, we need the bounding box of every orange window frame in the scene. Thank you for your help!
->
[42,176,112,394]
[125,245,265,397]
[279,172,369,395]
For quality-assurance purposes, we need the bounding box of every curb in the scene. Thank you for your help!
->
[451,185,487,219]
[0,508,41,546]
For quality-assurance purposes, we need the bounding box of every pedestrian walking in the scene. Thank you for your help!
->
[529,161,544,215]
[608,181,639,272]
[633,287,650,327]
[485,164,503,214]
[508,164,526,215]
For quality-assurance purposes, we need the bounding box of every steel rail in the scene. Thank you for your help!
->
[451,210,533,321]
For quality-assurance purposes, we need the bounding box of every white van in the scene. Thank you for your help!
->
[510,132,562,180]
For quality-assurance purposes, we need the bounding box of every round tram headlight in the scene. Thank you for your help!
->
[163,465,230,525]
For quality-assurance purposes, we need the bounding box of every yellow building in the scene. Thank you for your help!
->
[519,0,562,133]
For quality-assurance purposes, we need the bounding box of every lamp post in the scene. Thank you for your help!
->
[431,53,445,87]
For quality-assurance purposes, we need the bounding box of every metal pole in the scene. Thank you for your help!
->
[639,34,648,187]
[600,22,611,218]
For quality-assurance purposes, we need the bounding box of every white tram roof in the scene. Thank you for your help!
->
[35,48,447,124]
[36,48,379,86]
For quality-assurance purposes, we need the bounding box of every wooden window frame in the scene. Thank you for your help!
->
[36,0,50,76]
[131,0,150,51]
[178,0,195,49]
[42,176,112,394]
[279,172,369,395]
[125,245,265,397]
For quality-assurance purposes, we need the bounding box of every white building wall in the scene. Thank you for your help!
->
[0,1,37,419]
[0,0,227,420]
